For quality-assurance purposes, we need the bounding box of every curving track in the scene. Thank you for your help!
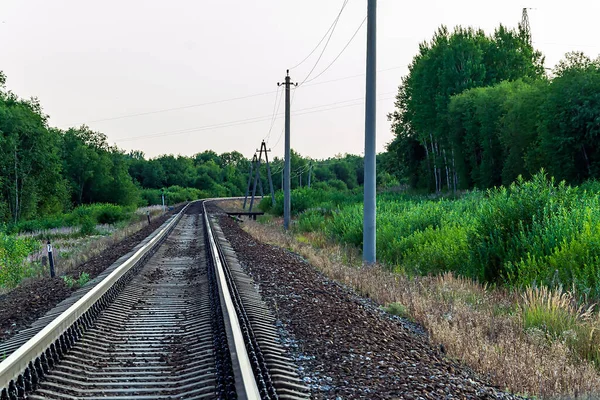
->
[0,201,308,400]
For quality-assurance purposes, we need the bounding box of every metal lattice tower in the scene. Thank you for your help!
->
[521,8,532,44]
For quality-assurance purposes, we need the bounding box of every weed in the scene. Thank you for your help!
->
[77,272,91,286]
[62,275,75,288]
[384,302,409,318]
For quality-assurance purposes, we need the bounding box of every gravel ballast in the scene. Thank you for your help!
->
[217,214,521,400]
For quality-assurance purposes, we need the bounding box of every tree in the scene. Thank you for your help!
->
[538,55,600,183]
[388,24,544,191]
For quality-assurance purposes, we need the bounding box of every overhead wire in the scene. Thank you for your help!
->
[272,88,298,148]
[116,92,396,144]
[61,65,405,128]
[289,0,348,71]
[303,15,367,85]
[297,0,349,87]
[62,90,276,127]
[264,86,283,143]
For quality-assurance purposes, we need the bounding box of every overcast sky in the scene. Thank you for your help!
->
[1,0,599,160]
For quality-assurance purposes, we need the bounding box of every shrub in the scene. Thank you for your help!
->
[77,272,91,286]
[79,216,97,236]
[384,302,409,318]
[95,204,128,224]
[0,233,39,287]
[296,209,326,233]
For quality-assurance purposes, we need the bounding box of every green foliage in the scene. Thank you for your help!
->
[389,35,600,194]
[77,272,90,286]
[62,275,75,288]
[292,173,600,299]
[259,187,361,217]
[4,203,133,236]
[0,233,39,287]
[384,302,409,318]
[522,286,600,367]
[78,216,97,236]
[140,186,204,206]
[388,23,543,192]
[296,210,326,233]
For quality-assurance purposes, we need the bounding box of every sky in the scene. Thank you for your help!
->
[1,0,600,160]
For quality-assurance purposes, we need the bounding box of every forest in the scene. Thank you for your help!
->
[386,25,600,192]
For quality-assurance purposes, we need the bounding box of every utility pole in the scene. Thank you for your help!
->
[278,70,297,230]
[243,154,257,209]
[308,162,312,188]
[363,0,377,264]
[249,151,262,212]
[259,141,276,206]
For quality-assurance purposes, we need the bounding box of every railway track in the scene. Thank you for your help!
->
[0,201,308,400]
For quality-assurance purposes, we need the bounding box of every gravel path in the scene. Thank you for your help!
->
[217,213,522,400]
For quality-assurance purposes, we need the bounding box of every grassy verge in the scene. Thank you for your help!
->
[0,205,166,289]
[243,217,600,399]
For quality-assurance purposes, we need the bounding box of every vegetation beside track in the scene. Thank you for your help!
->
[245,206,600,399]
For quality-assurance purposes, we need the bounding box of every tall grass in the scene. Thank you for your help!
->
[290,171,600,298]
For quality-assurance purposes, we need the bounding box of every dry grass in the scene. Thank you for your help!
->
[15,206,169,282]
[243,218,600,399]
[215,199,245,213]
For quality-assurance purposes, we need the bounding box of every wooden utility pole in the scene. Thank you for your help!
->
[249,151,262,212]
[259,141,276,206]
[243,154,257,209]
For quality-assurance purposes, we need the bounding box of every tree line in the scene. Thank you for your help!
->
[0,70,367,225]
[386,22,600,192]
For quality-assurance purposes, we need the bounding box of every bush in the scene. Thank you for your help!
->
[95,204,128,224]
[79,216,97,236]
[296,209,326,233]
[0,233,39,287]
[140,186,203,206]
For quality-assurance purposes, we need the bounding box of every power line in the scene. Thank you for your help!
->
[273,88,298,148]
[115,93,396,144]
[290,0,348,70]
[297,0,349,86]
[60,65,406,127]
[303,16,367,85]
[271,91,395,149]
[301,65,404,88]
[62,90,276,126]
[264,86,283,143]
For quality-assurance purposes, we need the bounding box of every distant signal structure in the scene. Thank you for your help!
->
[521,8,532,44]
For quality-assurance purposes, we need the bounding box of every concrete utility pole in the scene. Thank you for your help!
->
[278,70,297,230]
[308,162,312,188]
[363,0,377,263]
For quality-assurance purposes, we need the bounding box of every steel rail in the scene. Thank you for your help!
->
[0,203,191,397]
[202,201,262,399]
